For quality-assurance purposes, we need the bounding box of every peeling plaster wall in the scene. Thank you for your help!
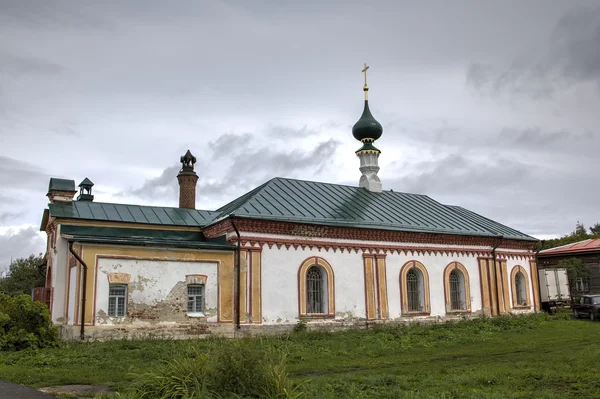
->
[261,245,366,324]
[95,258,218,325]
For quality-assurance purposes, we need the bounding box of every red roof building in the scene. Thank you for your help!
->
[538,239,600,294]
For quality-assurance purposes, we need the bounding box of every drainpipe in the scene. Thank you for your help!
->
[231,217,241,330]
[68,241,87,340]
[491,236,503,316]
[534,240,546,309]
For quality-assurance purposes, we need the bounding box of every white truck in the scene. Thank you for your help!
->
[538,268,570,313]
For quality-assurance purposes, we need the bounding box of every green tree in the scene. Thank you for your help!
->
[539,221,600,251]
[557,258,589,294]
[0,254,46,295]
[574,221,587,236]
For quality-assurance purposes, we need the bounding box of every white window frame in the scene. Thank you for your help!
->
[108,284,127,317]
[187,284,206,317]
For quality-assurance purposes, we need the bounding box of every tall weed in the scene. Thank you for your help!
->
[121,339,303,399]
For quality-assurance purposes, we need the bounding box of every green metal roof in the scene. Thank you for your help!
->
[49,201,219,226]
[79,177,94,187]
[444,206,536,241]
[48,178,76,192]
[214,177,536,241]
[60,225,233,249]
[46,177,535,242]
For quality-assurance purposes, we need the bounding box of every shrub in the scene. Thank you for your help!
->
[292,320,307,333]
[0,293,60,351]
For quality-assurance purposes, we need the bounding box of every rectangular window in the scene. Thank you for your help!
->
[108,285,127,317]
[187,285,205,314]
[576,278,589,292]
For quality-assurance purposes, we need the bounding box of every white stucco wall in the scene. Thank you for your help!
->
[51,231,69,324]
[505,258,535,310]
[258,233,534,324]
[261,246,366,324]
[95,258,219,325]
[386,253,482,318]
[67,265,77,325]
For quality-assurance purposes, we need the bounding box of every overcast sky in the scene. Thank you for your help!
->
[1,1,599,270]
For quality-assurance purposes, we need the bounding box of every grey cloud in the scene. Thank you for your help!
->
[390,154,533,196]
[1,1,598,240]
[467,6,600,97]
[0,227,45,271]
[0,211,25,225]
[552,6,600,82]
[0,156,48,188]
[198,138,341,205]
[50,121,80,136]
[128,133,341,208]
[0,0,114,31]
[266,122,341,139]
[0,52,65,78]
[210,134,253,160]
[384,153,597,238]
[388,120,598,161]
[128,165,180,201]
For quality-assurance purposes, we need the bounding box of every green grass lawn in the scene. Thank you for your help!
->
[1,314,599,398]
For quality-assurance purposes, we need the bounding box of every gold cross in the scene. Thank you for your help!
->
[362,63,369,88]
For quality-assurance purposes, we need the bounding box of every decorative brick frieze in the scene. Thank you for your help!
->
[203,218,536,253]
[203,219,233,238]
[228,235,535,260]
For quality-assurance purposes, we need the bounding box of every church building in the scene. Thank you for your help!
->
[40,67,540,340]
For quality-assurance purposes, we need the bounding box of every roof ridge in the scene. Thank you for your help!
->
[61,200,219,215]
[444,204,536,241]
[540,238,592,253]
[214,178,276,216]
[444,205,501,237]
[272,176,432,197]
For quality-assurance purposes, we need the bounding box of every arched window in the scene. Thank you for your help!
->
[406,268,423,312]
[444,262,471,312]
[515,272,526,306]
[510,266,531,308]
[298,257,335,316]
[306,266,325,314]
[449,270,462,310]
[400,261,430,315]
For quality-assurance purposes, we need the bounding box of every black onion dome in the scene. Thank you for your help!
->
[352,100,383,141]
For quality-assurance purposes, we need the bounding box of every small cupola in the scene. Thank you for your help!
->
[77,178,94,201]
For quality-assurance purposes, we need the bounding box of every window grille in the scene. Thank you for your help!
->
[306,266,324,314]
[187,285,205,313]
[515,272,527,306]
[449,270,463,310]
[407,269,422,312]
[108,285,126,317]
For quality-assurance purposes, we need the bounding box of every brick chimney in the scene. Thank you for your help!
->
[177,150,199,209]
[47,178,77,203]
